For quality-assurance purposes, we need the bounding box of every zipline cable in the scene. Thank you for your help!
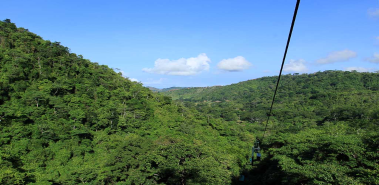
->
[261,0,301,141]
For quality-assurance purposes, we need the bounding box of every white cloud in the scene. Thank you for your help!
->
[283,59,308,73]
[129,78,139,82]
[368,8,379,18]
[344,67,374,72]
[263,70,271,73]
[143,78,166,85]
[217,56,252,72]
[366,53,379,63]
[142,53,210,76]
[316,49,357,64]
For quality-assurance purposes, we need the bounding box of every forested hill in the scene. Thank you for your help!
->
[1,20,378,184]
[163,71,379,102]
[0,20,255,184]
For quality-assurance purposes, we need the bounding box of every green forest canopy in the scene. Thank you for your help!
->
[0,19,378,184]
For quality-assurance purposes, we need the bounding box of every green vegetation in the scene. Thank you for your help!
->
[163,71,379,184]
[0,20,253,184]
[1,19,378,184]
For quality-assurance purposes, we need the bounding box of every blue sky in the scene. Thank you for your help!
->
[2,0,379,88]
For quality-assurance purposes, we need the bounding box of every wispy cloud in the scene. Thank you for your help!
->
[143,53,210,76]
[344,67,375,72]
[368,8,379,18]
[143,78,166,85]
[283,59,308,73]
[365,53,379,63]
[217,56,252,72]
[316,49,357,64]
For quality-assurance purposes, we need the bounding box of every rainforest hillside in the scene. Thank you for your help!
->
[1,19,378,184]
[0,20,256,184]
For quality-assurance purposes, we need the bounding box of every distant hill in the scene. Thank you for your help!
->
[146,86,161,92]
[146,86,189,92]
[162,71,379,101]
[162,70,379,123]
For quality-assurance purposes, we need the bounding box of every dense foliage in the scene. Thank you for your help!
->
[0,20,255,184]
[1,19,378,184]
[163,72,379,184]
